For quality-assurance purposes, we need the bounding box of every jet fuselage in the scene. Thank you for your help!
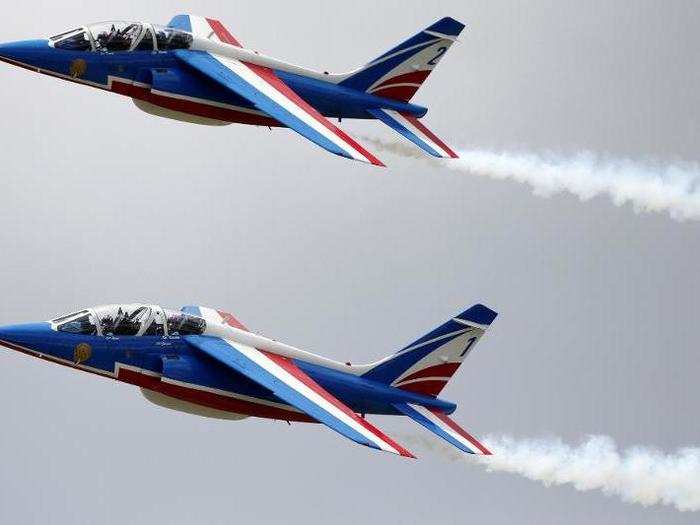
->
[0,34,427,127]
[0,306,455,423]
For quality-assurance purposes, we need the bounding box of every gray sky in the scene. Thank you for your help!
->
[1,1,699,523]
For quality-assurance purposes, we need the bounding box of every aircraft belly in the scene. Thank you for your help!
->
[132,99,232,126]
[130,92,280,127]
[141,388,249,421]
[153,379,314,422]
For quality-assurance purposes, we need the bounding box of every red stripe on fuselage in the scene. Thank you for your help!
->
[263,352,414,457]
[117,366,315,422]
[400,112,459,158]
[374,70,432,90]
[397,380,448,397]
[110,81,281,127]
[396,363,461,384]
[371,85,420,103]
[428,409,492,455]
[162,381,312,422]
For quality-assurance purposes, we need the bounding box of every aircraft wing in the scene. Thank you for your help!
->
[170,16,384,166]
[186,335,414,457]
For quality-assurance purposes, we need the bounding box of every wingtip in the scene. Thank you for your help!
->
[430,151,459,160]
[357,157,386,168]
[344,153,385,167]
[376,437,416,458]
[466,437,493,456]
[394,445,417,459]
[364,155,386,168]
[358,146,385,167]
[470,443,493,456]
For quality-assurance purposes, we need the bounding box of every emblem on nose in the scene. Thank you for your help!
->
[69,59,87,79]
[73,343,92,365]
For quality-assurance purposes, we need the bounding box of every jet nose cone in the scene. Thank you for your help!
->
[0,323,51,349]
[0,39,49,66]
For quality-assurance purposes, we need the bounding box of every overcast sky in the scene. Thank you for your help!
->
[1,1,699,524]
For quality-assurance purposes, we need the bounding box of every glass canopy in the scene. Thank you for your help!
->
[49,22,193,52]
[52,305,206,337]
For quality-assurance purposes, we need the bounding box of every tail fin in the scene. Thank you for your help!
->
[362,304,497,397]
[339,17,466,102]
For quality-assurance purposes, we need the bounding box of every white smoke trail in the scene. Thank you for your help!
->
[402,432,700,512]
[363,137,700,221]
[479,436,700,512]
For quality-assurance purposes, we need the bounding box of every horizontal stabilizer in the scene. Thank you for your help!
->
[394,403,491,455]
[368,109,458,158]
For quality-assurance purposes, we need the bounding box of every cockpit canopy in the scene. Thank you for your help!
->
[49,22,193,52]
[51,305,206,337]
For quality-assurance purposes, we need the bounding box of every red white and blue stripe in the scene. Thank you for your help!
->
[394,403,492,455]
[369,108,459,158]
[173,16,384,166]
[188,335,414,457]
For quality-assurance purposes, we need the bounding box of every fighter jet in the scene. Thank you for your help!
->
[0,14,465,166]
[0,303,497,458]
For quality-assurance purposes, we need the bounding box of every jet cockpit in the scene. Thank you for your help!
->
[48,22,193,52]
[50,304,206,337]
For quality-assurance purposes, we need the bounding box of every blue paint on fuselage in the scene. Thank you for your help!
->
[276,70,428,119]
[0,322,455,416]
[0,40,53,64]
[0,39,427,120]
[294,359,456,415]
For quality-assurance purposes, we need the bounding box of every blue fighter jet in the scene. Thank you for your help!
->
[0,303,497,458]
[0,14,466,166]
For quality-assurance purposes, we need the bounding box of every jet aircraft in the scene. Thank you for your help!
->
[0,303,497,458]
[0,14,465,166]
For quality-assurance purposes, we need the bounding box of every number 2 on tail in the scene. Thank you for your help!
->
[460,337,478,357]
[428,47,448,66]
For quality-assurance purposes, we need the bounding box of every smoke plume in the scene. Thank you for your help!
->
[363,137,700,221]
[402,433,700,512]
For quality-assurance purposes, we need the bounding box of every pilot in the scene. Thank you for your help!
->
[96,24,138,52]
[95,25,116,50]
